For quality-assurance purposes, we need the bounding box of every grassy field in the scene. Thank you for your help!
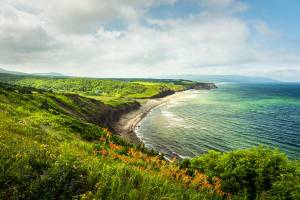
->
[0,76,299,199]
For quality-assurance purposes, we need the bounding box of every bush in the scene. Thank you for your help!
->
[188,146,300,199]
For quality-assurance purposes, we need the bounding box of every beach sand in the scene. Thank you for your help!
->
[113,91,188,145]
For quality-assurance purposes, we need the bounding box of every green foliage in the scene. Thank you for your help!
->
[187,147,300,199]
[0,82,223,199]
[0,81,299,200]
[0,73,195,107]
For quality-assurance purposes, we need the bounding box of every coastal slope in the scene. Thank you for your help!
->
[0,80,299,200]
[0,81,227,199]
[0,72,217,142]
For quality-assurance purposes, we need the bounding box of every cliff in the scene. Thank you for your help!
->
[149,89,175,98]
[190,82,217,90]
[52,94,141,134]
[50,82,217,136]
[149,82,217,99]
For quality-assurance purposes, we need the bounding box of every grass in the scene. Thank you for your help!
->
[0,73,195,108]
[0,82,227,199]
[0,79,299,200]
[85,95,136,108]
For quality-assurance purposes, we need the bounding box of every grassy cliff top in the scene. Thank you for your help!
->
[0,73,196,107]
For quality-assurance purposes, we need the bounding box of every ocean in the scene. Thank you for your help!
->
[136,83,300,159]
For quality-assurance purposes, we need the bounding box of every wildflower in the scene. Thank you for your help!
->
[109,142,122,151]
[111,153,120,159]
[201,181,213,189]
[99,149,108,156]
[98,136,106,142]
[212,177,222,189]
[191,171,208,185]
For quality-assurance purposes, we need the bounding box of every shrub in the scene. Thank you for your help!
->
[188,146,300,199]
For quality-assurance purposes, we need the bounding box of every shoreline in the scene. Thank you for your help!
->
[113,90,189,145]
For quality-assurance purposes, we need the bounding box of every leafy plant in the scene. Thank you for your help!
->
[186,147,300,199]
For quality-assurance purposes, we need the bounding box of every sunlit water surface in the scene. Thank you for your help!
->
[136,83,300,159]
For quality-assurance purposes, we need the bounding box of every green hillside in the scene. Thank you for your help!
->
[0,80,299,199]
[0,82,227,199]
[0,74,195,107]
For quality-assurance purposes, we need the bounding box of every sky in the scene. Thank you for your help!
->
[0,0,300,81]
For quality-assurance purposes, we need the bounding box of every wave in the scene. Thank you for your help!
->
[137,84,300,159]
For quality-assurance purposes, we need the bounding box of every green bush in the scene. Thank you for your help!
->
[188,147,300,199]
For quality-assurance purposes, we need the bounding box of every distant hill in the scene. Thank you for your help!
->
[0,68,27,75]
[32,72,66,77]
[159,75,280,84]
[0,68,66,77]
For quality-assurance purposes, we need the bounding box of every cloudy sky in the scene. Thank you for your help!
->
[0,0,300,81]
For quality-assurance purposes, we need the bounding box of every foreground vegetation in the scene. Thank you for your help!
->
[0,82,226,199]
[0,78,299,199]
[182,147,300,199]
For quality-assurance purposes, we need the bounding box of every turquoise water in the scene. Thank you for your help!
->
[136,83,300,159]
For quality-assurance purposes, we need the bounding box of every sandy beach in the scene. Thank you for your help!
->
[113,91,188,145]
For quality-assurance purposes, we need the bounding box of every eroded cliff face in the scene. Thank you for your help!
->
[150,89,175,98]
[52,94,140,134]
[110,102,140,123]
[51,82,217,135]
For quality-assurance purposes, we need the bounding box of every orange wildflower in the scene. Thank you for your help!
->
[99,149,108,156]
[109,143,122,151]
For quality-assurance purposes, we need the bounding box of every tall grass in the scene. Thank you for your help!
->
[0,82,226,199]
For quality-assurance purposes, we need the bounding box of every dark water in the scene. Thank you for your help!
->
[136,83,300,159]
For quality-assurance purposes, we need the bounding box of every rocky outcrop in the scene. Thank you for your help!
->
[150,89,175,99]
[110,102,140,123]
[190,82,217,90]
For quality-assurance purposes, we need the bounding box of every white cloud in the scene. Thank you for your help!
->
[0,0,299,80]
[8,0,177,34]
[0,3,61,64]
[199,0,248,15]
[253,20,281,38]
[53,16,252,77]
